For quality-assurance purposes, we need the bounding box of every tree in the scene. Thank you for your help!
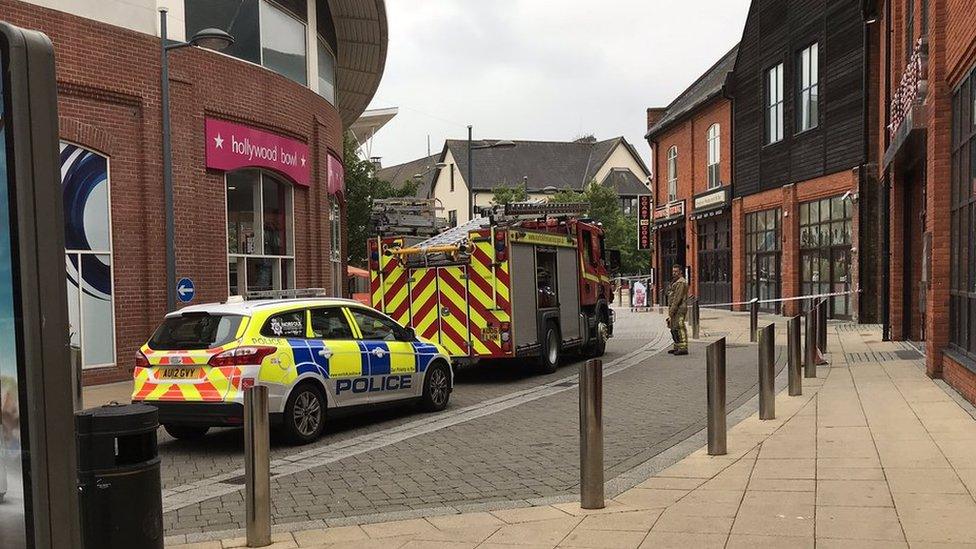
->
[491,184,528,205]
[548,181,649,274]
[345,132,418,266]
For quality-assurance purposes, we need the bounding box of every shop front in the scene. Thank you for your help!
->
[799,195,854,319]
[744,207,782,312]
[691,187,731,307]
[654,200,686,305]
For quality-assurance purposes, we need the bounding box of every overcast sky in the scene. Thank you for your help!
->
[364,1,751,169]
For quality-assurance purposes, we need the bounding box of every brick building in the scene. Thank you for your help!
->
[727,0,883,321]
[2,0,388,385]
[866,0,976,403]
[645,46,737,306]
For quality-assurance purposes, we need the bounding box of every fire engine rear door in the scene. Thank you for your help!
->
[435,266,471,356]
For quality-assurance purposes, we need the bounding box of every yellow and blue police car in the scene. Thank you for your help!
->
[131,298,453,444]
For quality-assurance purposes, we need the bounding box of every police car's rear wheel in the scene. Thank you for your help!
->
[283,383,326,444]
[163,424,210,440]
[421,362,451,412]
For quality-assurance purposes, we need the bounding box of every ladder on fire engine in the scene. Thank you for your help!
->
[484,202,589,224]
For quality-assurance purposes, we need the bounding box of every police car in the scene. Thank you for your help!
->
[131,298,453,444]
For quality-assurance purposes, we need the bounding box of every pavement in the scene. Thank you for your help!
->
[155,306,976,549]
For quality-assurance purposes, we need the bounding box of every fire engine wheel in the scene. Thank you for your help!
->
[283,382,326,445]
[536,322,561,374]
[420,361,452,412]
[163,424,210,440]
[588,313,609,358]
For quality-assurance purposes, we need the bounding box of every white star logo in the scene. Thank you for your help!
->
[213,133,224,149]
[301,156,306,167]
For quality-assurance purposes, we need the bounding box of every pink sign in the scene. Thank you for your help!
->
[205,118,310,186]
[327,153,344,196]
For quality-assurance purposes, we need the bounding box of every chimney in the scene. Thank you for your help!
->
[646,108,667,133]
[370,156,382,170]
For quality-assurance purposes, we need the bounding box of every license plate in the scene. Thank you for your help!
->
[158,367,199,379]
[481,326,500,340]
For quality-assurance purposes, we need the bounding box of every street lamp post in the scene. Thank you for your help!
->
[466,126,516,220]
[159,8,234,311]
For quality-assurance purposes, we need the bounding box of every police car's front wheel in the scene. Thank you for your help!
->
[420,362,451,412]
[163,424,210,440]
[283,382,326,444]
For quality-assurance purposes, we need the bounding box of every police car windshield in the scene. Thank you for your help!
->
[149,313,245,350]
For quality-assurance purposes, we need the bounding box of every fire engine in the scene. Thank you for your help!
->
[367,202,618,373]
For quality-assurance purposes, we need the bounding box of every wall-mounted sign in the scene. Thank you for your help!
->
[653,200,685,224]
[205,118,310,187]
[691,187,729,220]
[327,153,344,196]
[637,195,652,251]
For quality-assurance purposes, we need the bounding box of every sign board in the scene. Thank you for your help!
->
[637,195,652,251]
[654,200,686,223]
[632,280,648,308]
[327,153,344,196]
[1,22,80,546]
[691,187,730,220]
[177,277,195,303]
[205,118,310,187]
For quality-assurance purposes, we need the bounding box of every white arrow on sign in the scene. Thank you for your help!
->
[178,284,193,297]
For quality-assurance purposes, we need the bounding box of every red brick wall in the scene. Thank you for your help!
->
[2,0,348,385]
[648,98,732,301]
[943,354,976,405]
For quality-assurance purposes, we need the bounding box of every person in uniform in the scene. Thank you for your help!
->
[667,264,689,355]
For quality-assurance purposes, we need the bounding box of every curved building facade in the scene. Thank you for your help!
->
[1,0,387,384]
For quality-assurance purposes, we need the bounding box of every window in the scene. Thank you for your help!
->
[766,63,785,144]
[448,210,458,227]
[348,308,405,341]
[799,196,853,318]
[449,164,455,192]
[149,314,245,350]
[227,170,295,296]
[949,68,976,358]
[620,197,637,216]
[185,0,310,87]
[745,208,782,312]
[310,308,354,339]
[666,146,678,202]
[536,250,559,308]
[798,44,820,132]
[61,143,115,369]
[316,37,336,103]
[706,124,721,188]
[262,310,306,337]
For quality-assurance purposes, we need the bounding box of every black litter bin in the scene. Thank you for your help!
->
[76,402,162,549]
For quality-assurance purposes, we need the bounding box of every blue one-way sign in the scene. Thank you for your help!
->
[177,277,195,303]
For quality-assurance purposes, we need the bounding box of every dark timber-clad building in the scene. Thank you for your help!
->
[728,0,883,321]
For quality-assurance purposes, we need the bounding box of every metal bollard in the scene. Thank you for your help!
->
[818,298,828,354]
[691,297,701,339]
[749,299,759,342]
[245,385,272,547]
[579,359,604,509]
[706,338,727,455]
[788,315,802,396]
[804,308,818,378]
[758,323,775,420]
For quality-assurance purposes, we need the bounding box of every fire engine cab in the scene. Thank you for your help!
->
[367,202,618,373]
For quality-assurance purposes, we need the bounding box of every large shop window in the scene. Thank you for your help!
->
[185,0,310,87]
[61,143,115,369]
[745,208,782,311]
[949,68,976,358]
[800,196,853,318]
[227,170,295,296]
